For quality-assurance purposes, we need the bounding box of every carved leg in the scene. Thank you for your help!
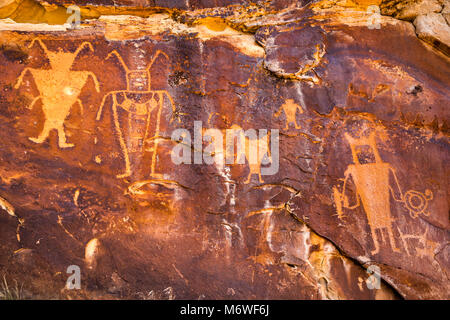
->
[370,228,380,255]
[245,172,253,184]
[29,120,52,145]
[57,125,75,148]
[387,226,401,252]
[258,172,264,183]
[295,121,302,129]
[112,99,131,178]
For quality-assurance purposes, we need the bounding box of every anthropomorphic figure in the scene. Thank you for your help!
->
[96,50,176,178]
[274,99,304,130]
[333,132,433,255]
[245,133,271,184]
[15,39,100,148]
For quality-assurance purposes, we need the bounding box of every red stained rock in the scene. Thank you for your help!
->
[0,1,448,300]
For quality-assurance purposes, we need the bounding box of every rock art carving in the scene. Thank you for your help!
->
[397,226,440,258]
[96,49,176,178]
[202,124,274,184]
[244,133,272,184]
[333,131,433,255]
[274,99,304,130]
[227,125,272,184]
[15,39,100,148]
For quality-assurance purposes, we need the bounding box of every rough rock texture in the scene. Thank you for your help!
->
[381,0,450,55]
[381,0,443,20]
[0,0,448,299]
[414,12,450,55]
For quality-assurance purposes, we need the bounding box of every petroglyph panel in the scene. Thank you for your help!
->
[0,2,448,300]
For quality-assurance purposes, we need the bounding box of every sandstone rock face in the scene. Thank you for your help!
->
[381,0,443,20]
[0,0,448,299]
[443,0,450,23]
[414,12,450,55]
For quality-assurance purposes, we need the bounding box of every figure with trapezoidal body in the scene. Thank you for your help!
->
[274,99,304,130]
[333,131,433,255]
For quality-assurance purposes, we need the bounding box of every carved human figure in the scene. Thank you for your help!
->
[333,132,433,255]
[15,39,100,148]
[274,99,304,130]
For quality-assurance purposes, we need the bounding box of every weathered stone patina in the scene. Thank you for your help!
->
[0,0,448,299]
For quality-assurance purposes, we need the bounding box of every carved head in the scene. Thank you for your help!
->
[344,131,382,165]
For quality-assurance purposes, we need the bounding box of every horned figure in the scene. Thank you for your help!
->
[15,39,100,148]
[221,125,273,184]
[333,132,433,255]
[96,50,177,178]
